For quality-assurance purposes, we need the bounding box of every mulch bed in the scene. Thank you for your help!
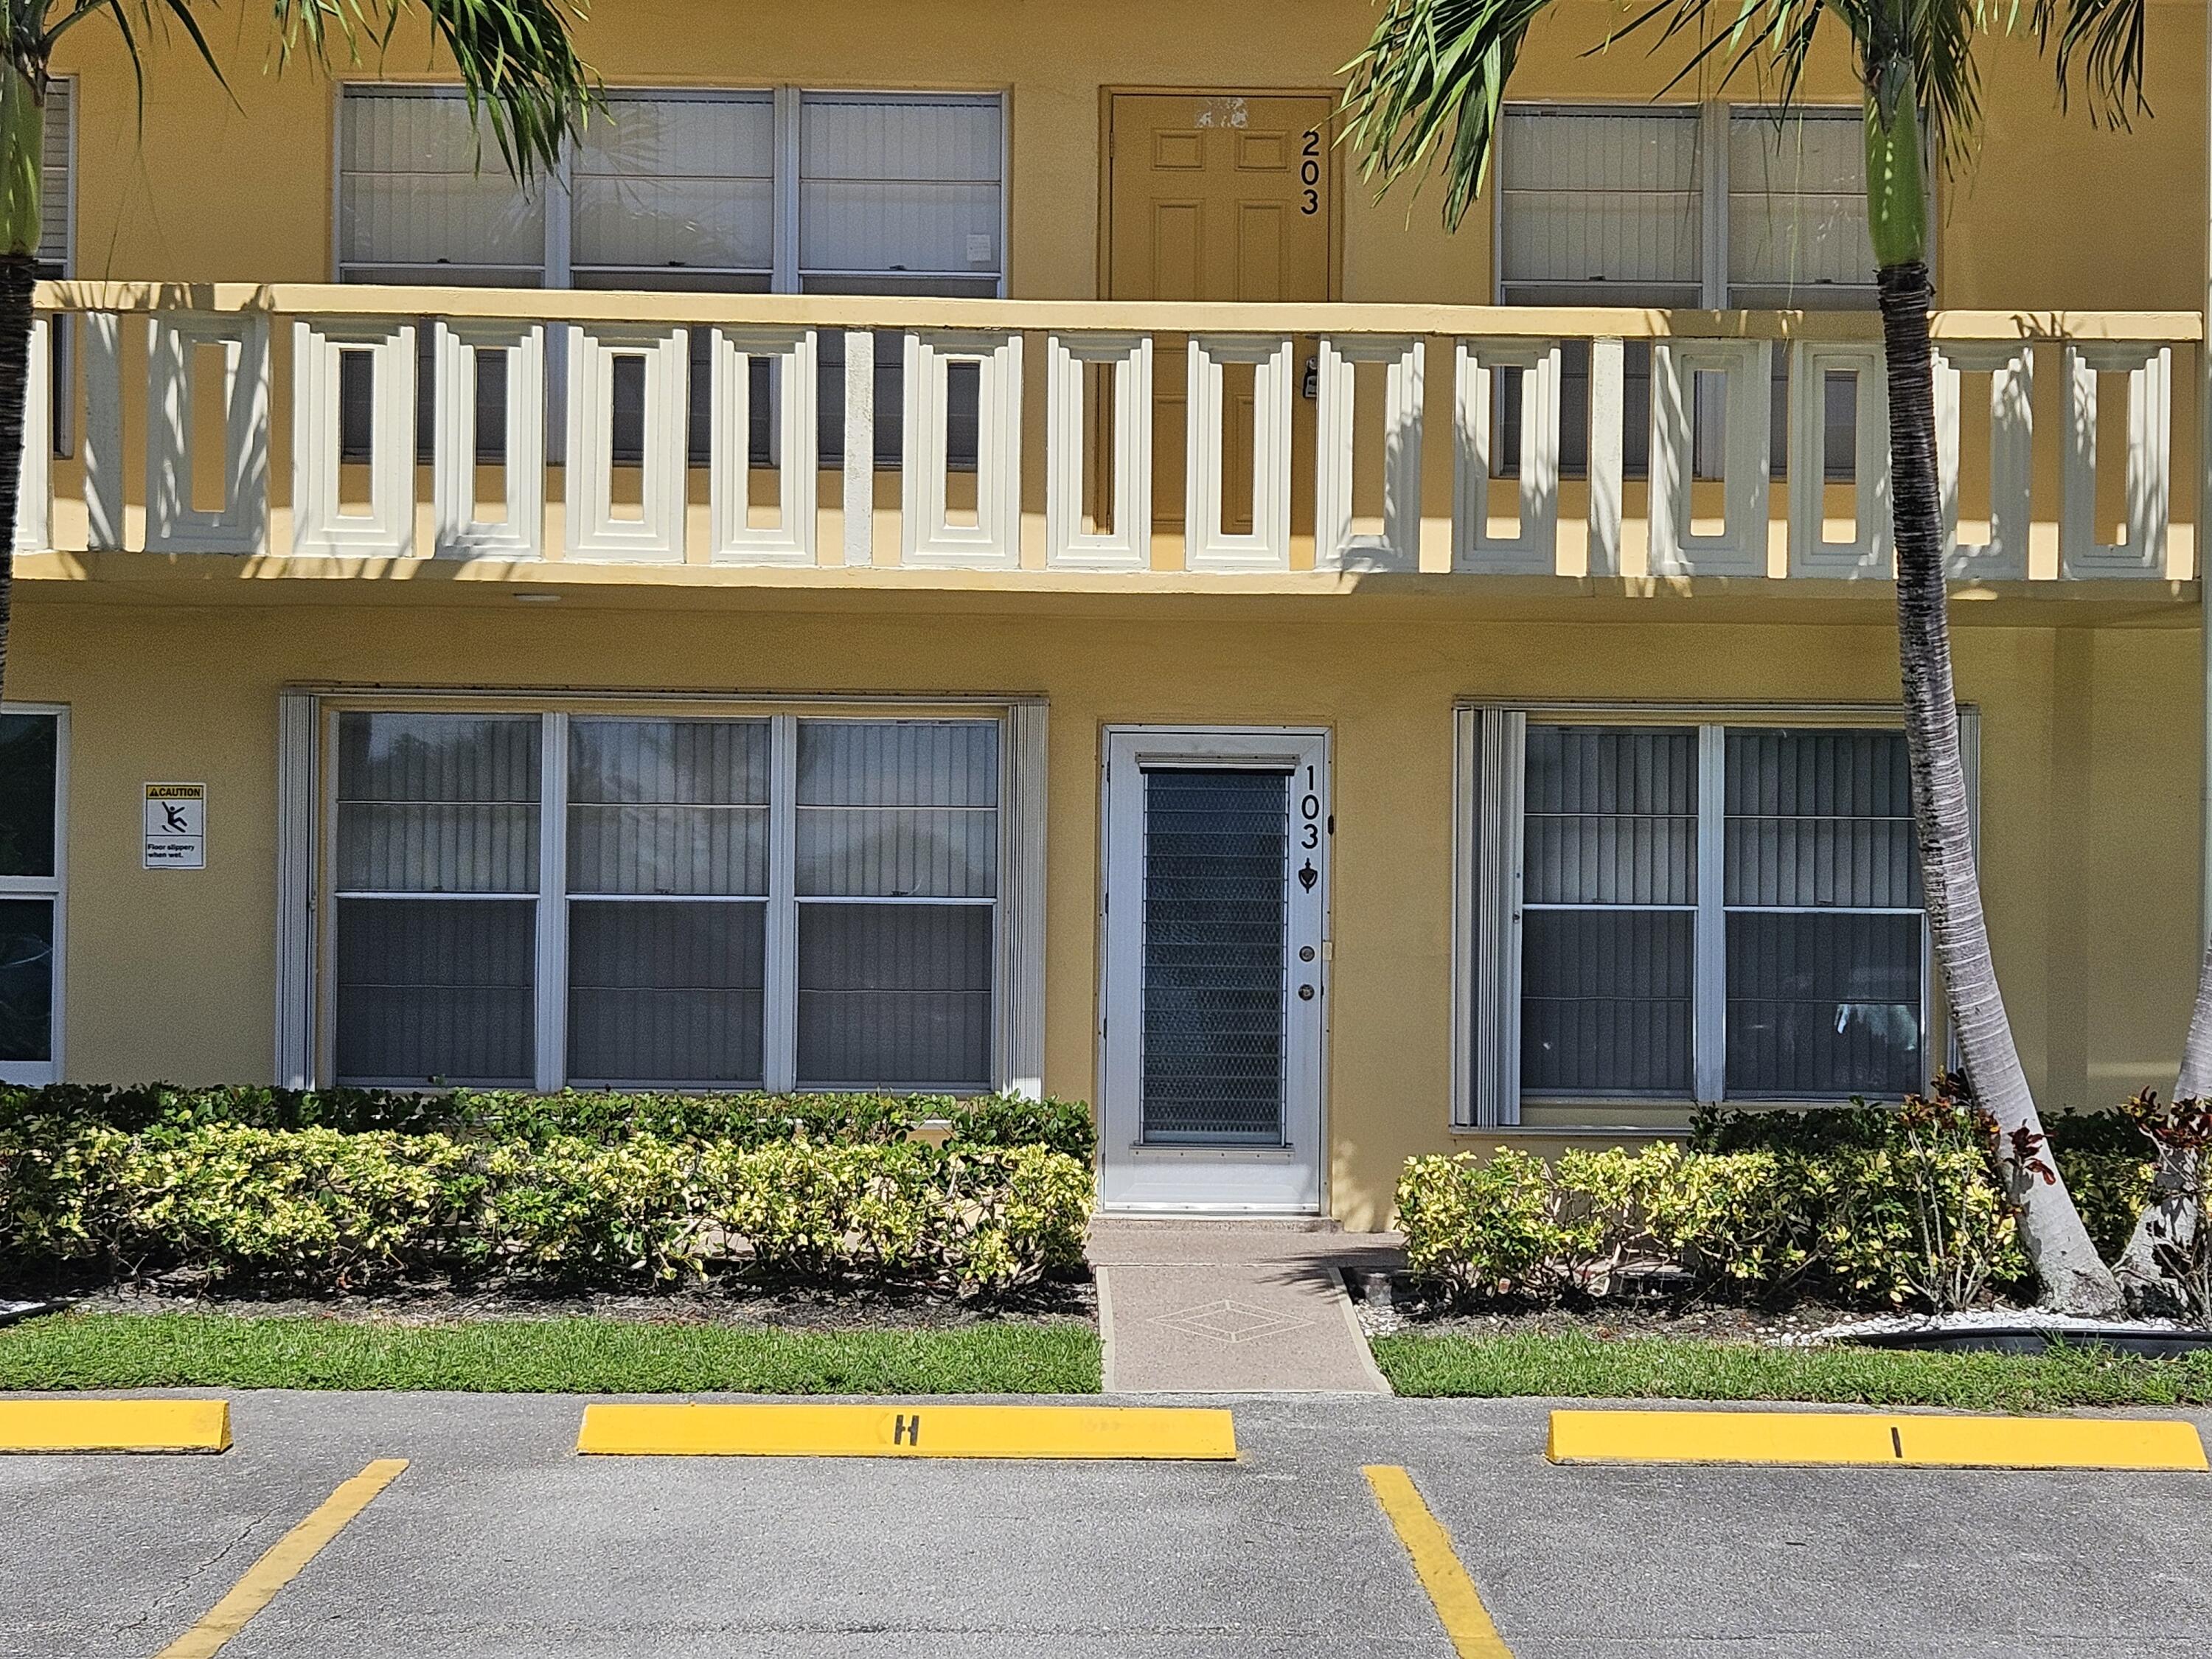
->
[7,1276,1096,1334]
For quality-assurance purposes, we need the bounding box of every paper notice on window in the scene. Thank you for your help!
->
[143,783,206,870]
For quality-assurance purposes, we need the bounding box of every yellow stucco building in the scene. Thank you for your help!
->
[4,1,2208,1225]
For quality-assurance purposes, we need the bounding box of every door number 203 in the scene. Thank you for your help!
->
[1300,130,1322,215]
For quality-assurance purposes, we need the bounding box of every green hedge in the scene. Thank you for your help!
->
[1405,1103,2163,1312]
[1398,1141,2025,1312]
[1692,1104,2154,1263]
[0,1084,1099,1164]
[1,1121,1091,1297]
[0,1086,1097,1297]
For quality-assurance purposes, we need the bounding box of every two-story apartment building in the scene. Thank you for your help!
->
[3,0,2207,1225]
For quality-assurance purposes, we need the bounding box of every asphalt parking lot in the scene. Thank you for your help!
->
[5,1392,2211,1658]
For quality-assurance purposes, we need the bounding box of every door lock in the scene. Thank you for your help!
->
[1298,984,1316,1001]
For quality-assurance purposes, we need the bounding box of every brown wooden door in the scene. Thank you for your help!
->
[1107,94,1335,544]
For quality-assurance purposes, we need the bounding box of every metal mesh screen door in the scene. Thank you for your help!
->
[1100,728,1327,1214]
[1138,767,1290,1145]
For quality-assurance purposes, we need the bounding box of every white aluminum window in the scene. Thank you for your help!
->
[0,706,66,1086]
[38,78,70,278]
[329,709,1011,1092]
[1497,103,1874,478]
[337,87,550,285]
[335,85,1007,466]
[798,91,1004,298]
[571,90,776,293]
[1458,709,1942,1125]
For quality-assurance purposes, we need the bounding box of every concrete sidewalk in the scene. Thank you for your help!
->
[1090,1221,1402,1394]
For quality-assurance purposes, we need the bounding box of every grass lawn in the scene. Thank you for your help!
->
[0,1312,1101,1395]
[1373,1331,2212,1413]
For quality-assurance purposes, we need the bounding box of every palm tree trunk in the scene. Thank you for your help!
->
[1879,259,2124,1316]
[0,251,33,705]
[2113,935,2212,1301]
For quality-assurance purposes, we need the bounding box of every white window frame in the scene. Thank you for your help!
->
[332,83,1010,300]
[1492,100,1883,311]
[1453,703,1966,1128]
[0,703,67,1087]
[279,691,1044,1097]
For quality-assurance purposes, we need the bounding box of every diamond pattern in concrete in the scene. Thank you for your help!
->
[1144,1298,1317,1346]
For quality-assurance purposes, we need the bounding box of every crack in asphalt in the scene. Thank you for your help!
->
[110,1502,282,1649]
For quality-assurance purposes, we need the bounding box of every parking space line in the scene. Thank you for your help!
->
[1547,1410,2211,1470]
[1363,1464,1512,1659]
[152,1458,408,1659]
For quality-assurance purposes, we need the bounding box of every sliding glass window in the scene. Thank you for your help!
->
[332,710,1000,1092]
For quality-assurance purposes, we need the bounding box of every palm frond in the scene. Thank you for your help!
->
[1338,0,1557,231]
[271,0,595,181]
[2030,0,2149,128]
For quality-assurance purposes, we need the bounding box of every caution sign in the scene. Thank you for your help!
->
[143,783,206,870]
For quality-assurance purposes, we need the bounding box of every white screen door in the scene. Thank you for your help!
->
[1099,727,1328,1212]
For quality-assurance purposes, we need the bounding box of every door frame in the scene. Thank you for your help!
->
[1095,724,1332,1215]
[1096,87,1346,303]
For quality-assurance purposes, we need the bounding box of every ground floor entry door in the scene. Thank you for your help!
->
[1099,727,1328,1213]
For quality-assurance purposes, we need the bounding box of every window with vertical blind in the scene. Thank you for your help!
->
[330,709,1009,1092]
[1460,711,1938,1124]
[38,79,70,279]
[335,84,1006,468]
[0,708,65,1086]
[1496,102,1875,478]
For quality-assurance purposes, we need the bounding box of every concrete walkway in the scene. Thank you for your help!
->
[1089,1221,1402,1394]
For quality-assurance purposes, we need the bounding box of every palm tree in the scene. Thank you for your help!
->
[0,0,595,700]
[1342,0,2152,1315]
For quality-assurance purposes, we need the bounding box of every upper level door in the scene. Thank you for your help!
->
[1107,94,1334,540]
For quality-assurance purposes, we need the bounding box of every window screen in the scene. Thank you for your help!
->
[1506,721,1926,1104]
[1520,726,1697,1096]
[334,713,540,1085]
[566,718,771,1087]
[330,711,1005,1093]
[801,91,1004,469]
[338,88,546,285]
[0,712,61,1076]
[795,720,998,1091]
[1723,728,1923,1097]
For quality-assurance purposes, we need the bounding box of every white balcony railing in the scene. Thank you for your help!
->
[15,282,2201,583]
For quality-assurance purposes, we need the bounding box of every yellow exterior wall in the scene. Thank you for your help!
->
[7,586,2199,1227]
[21,1,2212,1226]
[52,1,2208,311]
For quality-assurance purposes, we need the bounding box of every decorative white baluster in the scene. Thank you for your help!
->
[434,319,545,560]
[293,316,416,557]
[1317,335,1422,573]
[1587,337,1626,577]
[145,312,269,556]
[83,312,123,552]
[13,316,49,554]
[1935,341,2033,581]
[1045,331,1152,571]
[564,322,687,563]
[1452,338,1558,574]
[901,330,1022,568]
[1787,341,1891,578]
[710,327,817,566]
[842,330,874,566]
[1184,334,1293,571]
[2061,341,2171,577]
[1650,338,1771,577]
